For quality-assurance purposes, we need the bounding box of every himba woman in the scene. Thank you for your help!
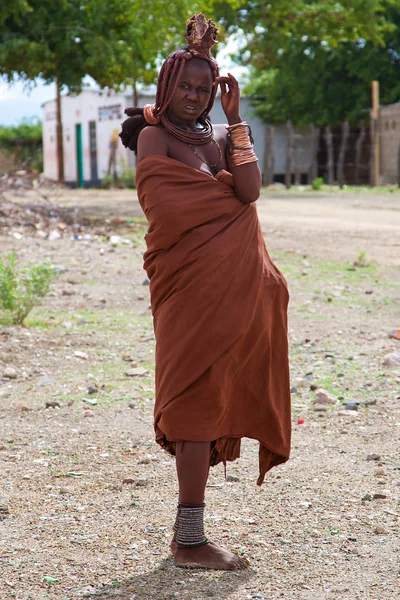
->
[120,14,291,571]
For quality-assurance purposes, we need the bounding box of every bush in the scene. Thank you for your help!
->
[0,118,42,169]
[101,174,114,189]
[119,165,136,189]
[312,177,325,191]
[0,253,58,325]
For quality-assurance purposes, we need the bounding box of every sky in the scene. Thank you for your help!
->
[0,37,246,127]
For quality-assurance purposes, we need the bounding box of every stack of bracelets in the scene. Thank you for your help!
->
[226,121,258,167]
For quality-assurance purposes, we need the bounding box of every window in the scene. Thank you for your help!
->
[98,104,122,121]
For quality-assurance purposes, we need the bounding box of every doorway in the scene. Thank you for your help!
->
[75,124,84,187]
[89,121,98,183]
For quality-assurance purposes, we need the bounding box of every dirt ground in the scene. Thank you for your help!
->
[1,188,400,600]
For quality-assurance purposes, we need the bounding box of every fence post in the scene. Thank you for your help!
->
[370,80,380,186]
[337,121,350,188]
[293,128,300,185]
[325,125,334,185]
[309,124,319,184]
[355,122,366,184]
[285,120,294,189]
[397,142,400,187]
[263,126,275,186]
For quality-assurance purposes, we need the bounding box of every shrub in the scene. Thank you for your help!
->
[0,253,58,325]
[312,177,325,191]
[119,165,136,189]
[101,174,114,189]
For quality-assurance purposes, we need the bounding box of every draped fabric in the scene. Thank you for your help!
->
[136,155,291,485]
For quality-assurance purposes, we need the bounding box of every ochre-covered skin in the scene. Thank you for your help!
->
[136,155,291,485]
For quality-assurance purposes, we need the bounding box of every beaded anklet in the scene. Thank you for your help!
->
[176,503,208,547]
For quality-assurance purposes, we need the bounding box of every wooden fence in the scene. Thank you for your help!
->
[263,120,377,187]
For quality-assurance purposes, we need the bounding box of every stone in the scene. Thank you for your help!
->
[314,389,336,405]
[74,351,88,360]
[338,410,358,417]
[135,478,149,487]
[125,367,149,377]
[363,398,377,406]
[0,496,9,515]
[87,386,98,395]
[367,453,381,461]
[226,474,240,482]
[83,409,95,418]
[61,287,76,296]
[375,469,385,477]
[361,493,372,501]
[373,493,387,500]
[374,525,387,535]
[122,478,135,484]
[3,366,18,379]
[45,401,60,409]
[313,404,328,412]
[67,276,84,285]
[344,402,359,411]
[383,352,400,367]
[128,402,136,409]
[82,398,97,406]
[138,456,151,465]
[48,229,61,241]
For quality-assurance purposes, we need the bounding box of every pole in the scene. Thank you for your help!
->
[371,80,380,186]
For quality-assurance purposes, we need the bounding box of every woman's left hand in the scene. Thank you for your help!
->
[215,73,242,125]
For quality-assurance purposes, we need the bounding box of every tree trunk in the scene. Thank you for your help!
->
[325,126,334,185]
[285,120,294,189]
[56,80,64,182]
[354,122,366,184]
[132,80,138,106]
[309,124,319,184]
[263,126,275,186]
[337,121,350,188]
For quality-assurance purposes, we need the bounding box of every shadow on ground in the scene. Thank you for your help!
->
[84,557,251,599]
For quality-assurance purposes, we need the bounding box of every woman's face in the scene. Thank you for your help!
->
[167,58,213,124]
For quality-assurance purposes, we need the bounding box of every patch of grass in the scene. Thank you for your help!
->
[23,307,153,335]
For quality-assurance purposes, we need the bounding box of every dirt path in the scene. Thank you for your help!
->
[1,190,399,600]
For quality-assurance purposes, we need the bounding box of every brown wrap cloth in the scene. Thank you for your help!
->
[136,155,291,485]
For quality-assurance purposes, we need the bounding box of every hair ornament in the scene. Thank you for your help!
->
[143,104,161,125]
[184,14,218,59]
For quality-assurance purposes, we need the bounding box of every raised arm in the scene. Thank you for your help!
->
[215,73,262,204]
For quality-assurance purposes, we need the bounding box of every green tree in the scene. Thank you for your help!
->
[0,0,210,181]
[244,4,400,126]
[214,0,393,68]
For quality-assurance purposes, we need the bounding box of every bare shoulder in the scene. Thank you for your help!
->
[213,123,228,144]
[137,125,168,161]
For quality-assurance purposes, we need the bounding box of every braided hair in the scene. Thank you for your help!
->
[119,48,219,154]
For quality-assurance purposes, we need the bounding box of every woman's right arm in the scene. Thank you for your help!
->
[137,126,168,161]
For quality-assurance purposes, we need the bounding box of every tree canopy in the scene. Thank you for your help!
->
[214,0,400,126]
[0,0,211,92]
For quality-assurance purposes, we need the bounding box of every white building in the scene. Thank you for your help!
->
[42,89,313,186]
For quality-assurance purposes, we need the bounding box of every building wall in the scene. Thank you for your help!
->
[380,103,400,184]
[43,90,132,185]
[43,90,313,185]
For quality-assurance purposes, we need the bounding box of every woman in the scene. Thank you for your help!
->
[120,14,291,571]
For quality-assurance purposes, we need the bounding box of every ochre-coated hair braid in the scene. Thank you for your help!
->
[119,48,219,154]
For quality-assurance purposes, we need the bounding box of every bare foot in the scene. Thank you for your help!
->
[170,535,177,555]
[174,541,249,570]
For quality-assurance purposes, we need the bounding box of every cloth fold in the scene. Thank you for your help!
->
[136,155,291,485]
